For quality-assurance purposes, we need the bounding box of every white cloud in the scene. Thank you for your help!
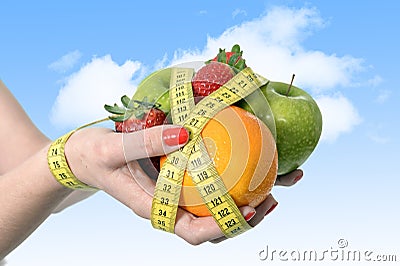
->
[168,6,368,142]
[170,6,364,93]
[50,6,370,142]
[232,8,247,19]
[50,55,141,129]
[49,50,82,73]
[315,94,362,142]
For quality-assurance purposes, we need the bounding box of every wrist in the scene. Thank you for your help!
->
[48,130,97,191]
[42,141,73,193]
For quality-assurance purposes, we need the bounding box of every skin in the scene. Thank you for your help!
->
[0,79,302,260]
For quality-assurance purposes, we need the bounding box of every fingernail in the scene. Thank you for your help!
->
[264,202,278,217]
[163,127,189,146]
[244,211,256,222]
[293,172,303,184]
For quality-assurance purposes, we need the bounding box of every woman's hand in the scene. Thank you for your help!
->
[60,124,233,244]
[61,124,304,245]
[63,125,187,209]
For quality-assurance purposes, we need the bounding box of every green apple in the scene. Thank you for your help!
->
[235,88,277,140]
[132,67,172,113]
[261,81,322,175]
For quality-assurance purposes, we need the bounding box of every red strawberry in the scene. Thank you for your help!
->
[191,44,248,97]
[105,95,166,132]
[114,107,166,133]
[104,95,166,179]
[191,61,235,97]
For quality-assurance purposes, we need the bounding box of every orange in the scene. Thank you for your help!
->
[160,105,278,217]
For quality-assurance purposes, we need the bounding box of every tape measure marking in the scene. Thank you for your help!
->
[48,130,97,190]
[151,67,268,237]
[47,117,110,191]
[186,137,251,237]
[151,68,195,232]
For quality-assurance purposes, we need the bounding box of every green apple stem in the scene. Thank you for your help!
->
[286,74,296,96]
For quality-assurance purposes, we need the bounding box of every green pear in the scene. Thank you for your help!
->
[261,81,322,175]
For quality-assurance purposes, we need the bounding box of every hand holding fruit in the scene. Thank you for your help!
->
[58,124,287,244]
[97,44,321,241]
[59,105,303,244]
[122,44,322,205]
[130,44,322,177]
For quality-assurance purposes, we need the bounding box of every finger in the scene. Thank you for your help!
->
[101,161,155,219]
[174,208,225,245]
[175,206,254,245]
[121,125,189,161]
[274,169,303,187]
[248,194,278,227]
[209,235,226,244]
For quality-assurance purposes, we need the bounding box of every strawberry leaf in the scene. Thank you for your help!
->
[121,95,132,109]
[133,110,145,120]
[217,49,227,63]
[124,109,135,119]
[109,115,126,122]
[234,58,246,70]
[231,44,241,53]
[132,99,157,109]
[104,104,126,115]
[228,53,240,66]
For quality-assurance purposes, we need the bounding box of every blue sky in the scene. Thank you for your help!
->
[1,0,399,265]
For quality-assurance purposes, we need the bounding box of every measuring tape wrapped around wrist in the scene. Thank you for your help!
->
[47,121,106,191]
[151,67,268,238]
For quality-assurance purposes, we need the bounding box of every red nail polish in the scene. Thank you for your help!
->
[163,127,189,146]
[264,202,278,216]
[178,128,189,145]
[293,173,303,184]
[244,211,256,221]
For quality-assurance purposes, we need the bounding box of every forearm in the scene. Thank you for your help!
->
[0,144,73,259]
[0,80,49,173]
[0,80,93,215]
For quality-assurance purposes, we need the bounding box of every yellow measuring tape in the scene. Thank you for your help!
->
[151,67,268,237]
[47,119,109,190]
[47,130,96,190]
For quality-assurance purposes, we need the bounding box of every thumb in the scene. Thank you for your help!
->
[122,125,189,161]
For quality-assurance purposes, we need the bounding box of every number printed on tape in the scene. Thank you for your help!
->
[150,67,268,237]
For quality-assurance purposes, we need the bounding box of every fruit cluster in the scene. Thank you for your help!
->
[104,44,322,216]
